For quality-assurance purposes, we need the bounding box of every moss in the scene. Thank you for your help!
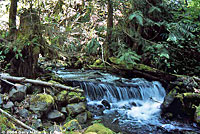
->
[134,64,157,72]
[93,59,102,66]
[48,80,60,84]
[67,92,86,103]
[84,123,114,134]
[31,94,54,104]
[87,111,93,120]
[63,119,82,131]
[57,90,68,101]
[68,92,81,96]
[0,114,16,130]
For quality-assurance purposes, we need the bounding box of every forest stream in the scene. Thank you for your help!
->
[54,69,200,134]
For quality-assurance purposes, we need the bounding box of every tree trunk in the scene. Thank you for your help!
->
[10,9,42,78]
[105,0,113,60]
[9,0,18,38]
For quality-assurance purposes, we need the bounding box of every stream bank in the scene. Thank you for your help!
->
[1,57,200,133]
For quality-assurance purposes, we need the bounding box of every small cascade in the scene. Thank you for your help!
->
[55,69,198,133]
[73,78,166,104]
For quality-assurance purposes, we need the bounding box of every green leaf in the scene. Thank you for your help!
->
[148,6,161,13]
[167,33,177,42]
[129,11,143,26]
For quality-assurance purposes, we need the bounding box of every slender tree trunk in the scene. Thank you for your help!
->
[105,0,113,60]
[9,0,18,38]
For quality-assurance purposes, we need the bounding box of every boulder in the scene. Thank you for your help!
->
[48,124,62,133]
[101,100,111,109]
[161,92,200,119]
[66,102,86,117]
[9,84,27,102]
[30,94,54,117]
[32,119,43,130]
[47,110,65,122]
[84,123,114,134]
[161,89,177,110]
[63,119,82,131]
[56,91,86,106]
[76,112,88,124]
[3,101,14,109]
[18,109,29,118]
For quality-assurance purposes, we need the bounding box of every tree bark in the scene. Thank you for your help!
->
[9,0,18,37]
[105,0,113,60]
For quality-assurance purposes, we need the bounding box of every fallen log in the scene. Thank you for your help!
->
[0,108,38,132]
[0,73,84,93]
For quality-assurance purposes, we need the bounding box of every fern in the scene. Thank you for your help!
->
[118,49,141,67]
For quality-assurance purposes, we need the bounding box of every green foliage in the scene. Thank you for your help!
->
[85,38,101,55]
[129,11,143,26]
[118,49,141,68]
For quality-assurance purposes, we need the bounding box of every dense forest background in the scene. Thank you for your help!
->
[0,0,200,77]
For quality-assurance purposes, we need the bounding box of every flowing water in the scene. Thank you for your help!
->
[55,69,199,134]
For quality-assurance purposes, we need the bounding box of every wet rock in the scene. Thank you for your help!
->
[162,92,200,119]
[9,84,27,102]
[194,105,200,124]
[47,110,65,122]
[87,104,104,116]
[66,102,86,117]
[48,125,62,133]
[101,100,111,109]
[84,123,114,134]
[61,107,68,115]
[18,109,29,118]
[3,101,14,109]
[129,101,137,106]
[30,94,54,118]
[32,119,43,130]
[161,89,177,110]
[76,112,88,124]
[63,119,82,131]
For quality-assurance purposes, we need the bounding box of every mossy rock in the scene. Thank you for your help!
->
[31,94,54,104]
[56,90,68,106]
[63,119,82,131]
[66,102,86,117]
[0,114,16,131]
[161,89,177,110]
[67,92,86,103]
[30,94,55,115]
[84,123,114,134]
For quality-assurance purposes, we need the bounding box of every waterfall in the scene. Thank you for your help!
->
[73,78,166,103]
[56,70,198,133]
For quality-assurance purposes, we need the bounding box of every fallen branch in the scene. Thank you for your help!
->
[0,74,84,93]
[0,108,38,132]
